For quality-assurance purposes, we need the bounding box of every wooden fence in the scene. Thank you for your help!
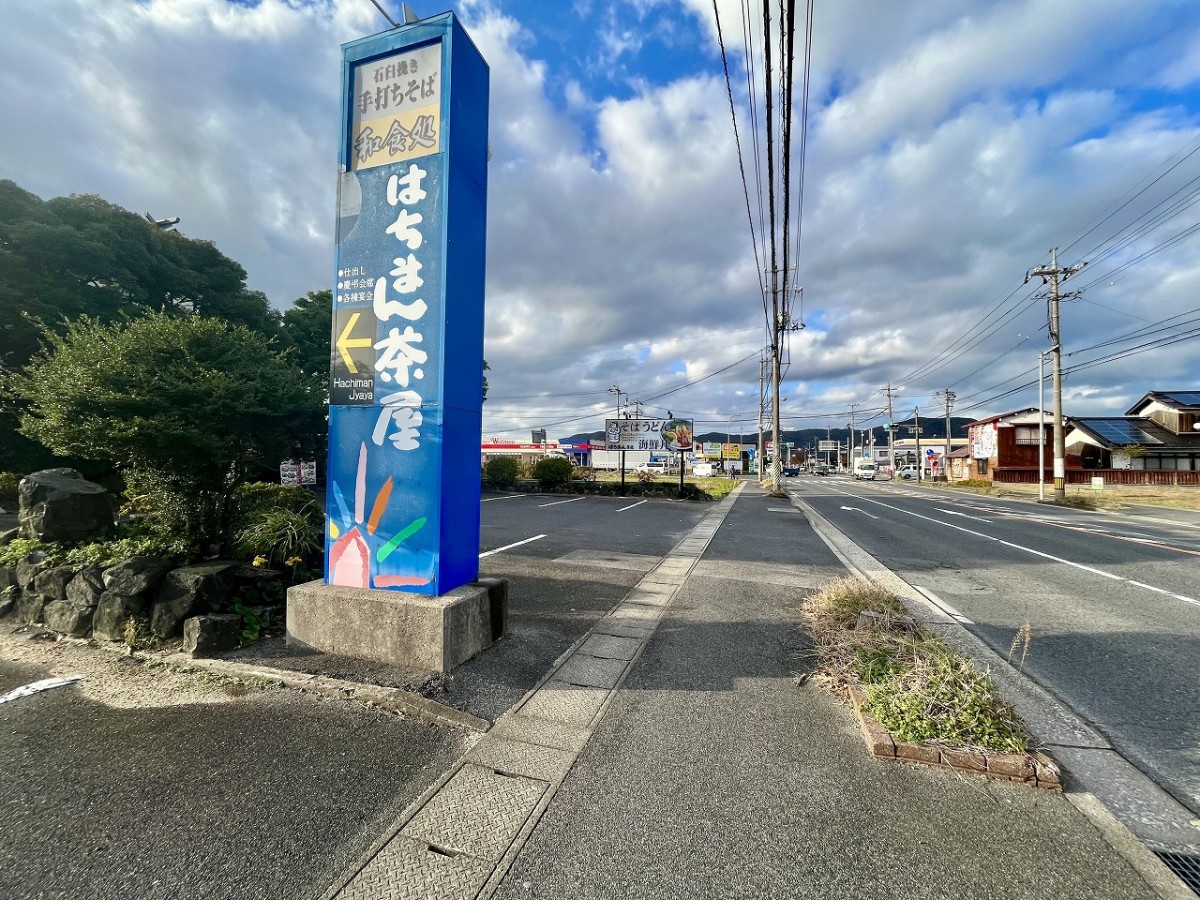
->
[991,468,1200,486]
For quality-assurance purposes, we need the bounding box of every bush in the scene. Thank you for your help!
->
[0,472,19,506]
[234,504,323,567]
[532,456,574,487]
[802,577,1030,753]
[484,456,521,488]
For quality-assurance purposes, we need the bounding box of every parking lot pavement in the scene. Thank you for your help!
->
[0,631,467,900]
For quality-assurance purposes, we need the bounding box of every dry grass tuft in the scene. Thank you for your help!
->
[801,577,1031,753]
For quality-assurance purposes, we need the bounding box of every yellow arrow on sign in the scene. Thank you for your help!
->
[336,311,374,374]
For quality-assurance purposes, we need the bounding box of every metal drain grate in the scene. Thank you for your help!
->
[1155,851,1200,897]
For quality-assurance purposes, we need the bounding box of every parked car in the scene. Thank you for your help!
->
[896,465,919,479]
[635,461,672,475]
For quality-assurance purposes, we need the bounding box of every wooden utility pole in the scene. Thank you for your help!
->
[1026,249,1085,501]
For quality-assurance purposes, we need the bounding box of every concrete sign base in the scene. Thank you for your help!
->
[286,577,507,673]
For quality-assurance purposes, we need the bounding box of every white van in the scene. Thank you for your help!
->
[852,459,878,480]
[692,462,715,477]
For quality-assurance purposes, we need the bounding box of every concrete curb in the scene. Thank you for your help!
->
[151,651,491,732]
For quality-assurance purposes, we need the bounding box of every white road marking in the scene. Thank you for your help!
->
[1128,581,1200,606]
[0,675,84,705]
[617,500,648,512]
[479,534,546,557]
[538,496,586,507]
[768,507,802,513]
[913,585,974,624]
[840,505,880,520]
[481,494,526,502]
[934,507,991,522]
[823,484,1196,606]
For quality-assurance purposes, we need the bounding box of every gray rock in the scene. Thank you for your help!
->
[0,527,18,547]
[33,566,76,603]
[16,552,48,590]
[149,561,239,638]
[92,591,150,642]
[17,592,48,625]
[0,594,14,619]
[0,566,17,598]
[66,567,105,608]
[102,556,172,595]
[182,614,243,657]
[44,596,97,637]
[18,469,113,543]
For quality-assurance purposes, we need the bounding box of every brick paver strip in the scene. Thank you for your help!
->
[846,681,1062,790]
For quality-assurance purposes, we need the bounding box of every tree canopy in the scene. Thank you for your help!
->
[0,179,278,374]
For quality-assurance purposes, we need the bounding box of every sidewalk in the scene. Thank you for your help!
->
[319,483,1171,900]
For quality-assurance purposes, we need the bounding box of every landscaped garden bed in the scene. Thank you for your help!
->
[801,576,1060,789]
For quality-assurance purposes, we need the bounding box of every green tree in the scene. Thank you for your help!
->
[0,180,287,473]
[281,290,333,382]
[8,313,319,553]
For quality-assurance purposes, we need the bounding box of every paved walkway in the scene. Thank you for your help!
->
[325,483,1171,900]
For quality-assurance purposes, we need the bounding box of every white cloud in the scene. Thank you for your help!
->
[1,0,1198,439]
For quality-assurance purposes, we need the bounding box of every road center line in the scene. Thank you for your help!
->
[616,500,648,512]
[479,534,546,557]
[538,496,586,507]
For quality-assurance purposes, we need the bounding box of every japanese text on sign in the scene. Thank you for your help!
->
[352,44,442,170]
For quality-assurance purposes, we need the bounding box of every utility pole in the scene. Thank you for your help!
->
[935,389,956,480]
[608,385,625,494]
[914,407,922,483]
[757,352,766,480]
[883,383,896,475]
[1026,248,1085,501]
[848,401,863,461]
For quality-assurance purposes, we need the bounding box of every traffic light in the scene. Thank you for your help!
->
[883,423,892,432]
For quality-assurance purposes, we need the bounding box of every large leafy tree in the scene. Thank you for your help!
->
[9,313,318,552]
[0,179,282,472]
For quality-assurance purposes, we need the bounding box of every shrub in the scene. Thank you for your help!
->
[0,472,19,506]
[532,457,574,487]
[572,466,597,483]
[0,537,63,568]
[484,456,521,488]
[227,483,320,536]
[61,534,188,570]
[234,505,323,567]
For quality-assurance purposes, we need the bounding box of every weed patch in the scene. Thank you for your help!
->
[803,577,1030,753]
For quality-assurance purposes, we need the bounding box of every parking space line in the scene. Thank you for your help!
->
[479,534,546,557]
[538,497,586,508]
[482,494,526,502]
[616,500,648,512]
[0,675,84,705]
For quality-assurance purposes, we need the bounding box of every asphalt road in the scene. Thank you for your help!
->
[789,473,1200,819]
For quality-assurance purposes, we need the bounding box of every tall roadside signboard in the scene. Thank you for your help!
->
[324,13,488,596]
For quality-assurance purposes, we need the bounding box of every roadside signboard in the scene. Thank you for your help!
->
[818,440,838,451]
[606,418,691,451]
[324,14,489,596]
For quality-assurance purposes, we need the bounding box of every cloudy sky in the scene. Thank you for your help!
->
[3,0,1200,441]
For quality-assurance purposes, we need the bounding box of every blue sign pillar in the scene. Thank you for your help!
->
[325,13,488,597]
